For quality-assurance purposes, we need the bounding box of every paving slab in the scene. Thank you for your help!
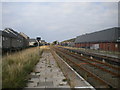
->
[26,47,70,88]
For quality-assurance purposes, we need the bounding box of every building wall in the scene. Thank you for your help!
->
[75,42,120,52]
[29,42,36,46]
[99,42,119,51]
[2,36,11,49]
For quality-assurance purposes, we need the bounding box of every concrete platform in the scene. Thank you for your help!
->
[52,50,95,90]
[26,47,70,88]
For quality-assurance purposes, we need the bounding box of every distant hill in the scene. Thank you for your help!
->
[62,38,76,42]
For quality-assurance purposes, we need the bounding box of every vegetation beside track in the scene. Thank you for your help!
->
[2,47,43,88]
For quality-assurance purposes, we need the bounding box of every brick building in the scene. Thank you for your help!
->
[74,27,120,52]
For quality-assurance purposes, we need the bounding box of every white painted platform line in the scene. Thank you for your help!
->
[75,86,95,88]
[54,51,95,90]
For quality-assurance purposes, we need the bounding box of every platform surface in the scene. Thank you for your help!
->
[26,47,70,88]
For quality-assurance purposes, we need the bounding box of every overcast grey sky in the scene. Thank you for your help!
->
[1,2,118,42]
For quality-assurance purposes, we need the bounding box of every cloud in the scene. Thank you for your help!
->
[2,2,118,42]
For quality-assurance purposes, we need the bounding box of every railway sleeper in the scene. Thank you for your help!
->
[61,47,120,66]
[55,52,112,87]
[65,51,120,76]
[71,65,107,88]
[54,47,119,88]
[57,47,120,72]
[55,47,119,78]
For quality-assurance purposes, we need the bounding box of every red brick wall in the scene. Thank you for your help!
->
[118,43,120,52]
[75,42,119,52]
[99,42,119,51]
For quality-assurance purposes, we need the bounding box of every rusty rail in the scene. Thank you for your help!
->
[51,47,114,88]
[63,47,120,70]
[55,47,120,77]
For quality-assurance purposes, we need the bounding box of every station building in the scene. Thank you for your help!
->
[74,27,120,52]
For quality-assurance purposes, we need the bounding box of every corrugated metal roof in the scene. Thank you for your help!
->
[75,27,120,43]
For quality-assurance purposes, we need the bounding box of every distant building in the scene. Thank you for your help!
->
[68,42,75,47]
[74,27,120,52]
[60,38,75,47]
[19,32,29,47]
[29,39,37,46]
[29,39,47,46]
[41,40,47,45]
[60,42,74,47]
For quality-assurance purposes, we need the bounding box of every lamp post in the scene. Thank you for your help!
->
[36,37,41,56]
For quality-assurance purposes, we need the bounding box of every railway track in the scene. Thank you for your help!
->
[51,46,120,88]
[60,46,120,66]
[57,47,120,76]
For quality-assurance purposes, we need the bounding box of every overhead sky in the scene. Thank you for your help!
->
[1,2,118,42]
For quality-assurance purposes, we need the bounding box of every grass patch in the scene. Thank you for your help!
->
[2,47,43,88]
